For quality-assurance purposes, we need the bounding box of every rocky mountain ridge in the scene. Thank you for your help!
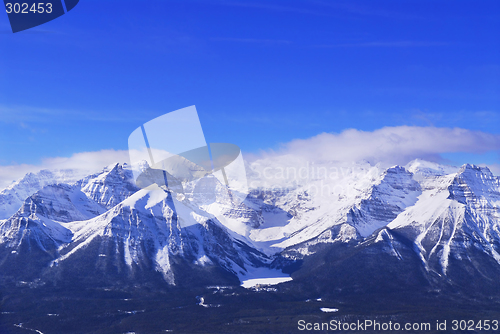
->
[0,160,499,296]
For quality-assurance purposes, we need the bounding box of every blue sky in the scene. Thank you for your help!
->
[0,0,499,173]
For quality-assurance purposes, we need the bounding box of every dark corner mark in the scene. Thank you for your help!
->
[3,0,79,33]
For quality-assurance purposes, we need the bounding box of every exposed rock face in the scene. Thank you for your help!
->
[0,160,499,297]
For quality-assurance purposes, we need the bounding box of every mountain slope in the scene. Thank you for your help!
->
[279,163,500,299]
[0,168,89,220]
[1,160,499,296]
[0,165,273,288]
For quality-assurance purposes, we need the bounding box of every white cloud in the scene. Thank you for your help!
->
[253,126,500,172]
[1,126,499,190]
[484,164,500,176]
[0,149,130,189]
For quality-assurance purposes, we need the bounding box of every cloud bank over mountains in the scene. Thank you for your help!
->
[0,150,130,189]
[267,126,500,167]
[0,126,498,189]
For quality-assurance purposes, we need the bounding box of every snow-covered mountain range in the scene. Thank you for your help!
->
[0,158,499,295]
[0,168,91,220]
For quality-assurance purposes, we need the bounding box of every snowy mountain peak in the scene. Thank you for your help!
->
[79,163,139,210]
[0,168,91,220]
[346,164,421,237]
[406,158,458,177]
[448,164,499,205]
[1,158,499,291]
[457,163,494,178]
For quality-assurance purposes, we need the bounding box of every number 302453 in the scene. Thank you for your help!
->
[5,3,53,14]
